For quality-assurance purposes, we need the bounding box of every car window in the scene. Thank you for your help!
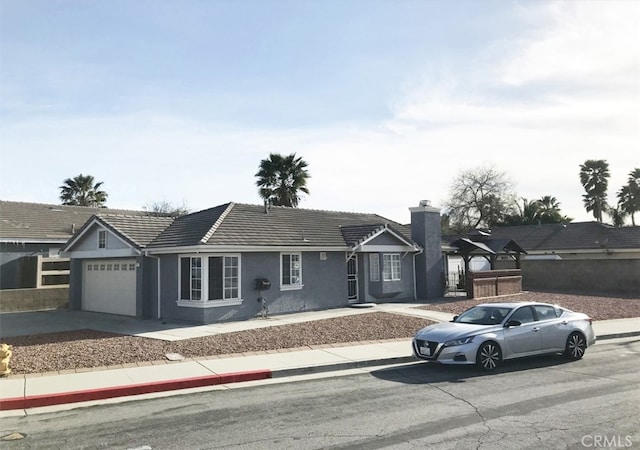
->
[534,305,558,320]
[509,306,535,324]
[456,306,513,325]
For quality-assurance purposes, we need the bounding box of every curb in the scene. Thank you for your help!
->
[271,356,416,379]
[596,331,640,341]
[0,370,271,411]
[0,356,418,412]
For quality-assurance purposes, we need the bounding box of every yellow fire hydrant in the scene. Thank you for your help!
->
[0,343,13,376]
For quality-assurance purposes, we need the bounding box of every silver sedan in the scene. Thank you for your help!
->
[412,301,596,371]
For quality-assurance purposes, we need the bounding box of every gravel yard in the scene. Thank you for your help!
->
[4,312,433,375]
[3,291,639,375]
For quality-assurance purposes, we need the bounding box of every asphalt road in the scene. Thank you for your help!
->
[1,337,639,450]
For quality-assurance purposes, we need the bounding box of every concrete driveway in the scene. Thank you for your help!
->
[0,310,187,339]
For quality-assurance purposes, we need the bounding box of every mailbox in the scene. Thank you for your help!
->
[255,278,271,291]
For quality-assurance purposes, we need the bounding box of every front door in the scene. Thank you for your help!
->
[347,255,358,303]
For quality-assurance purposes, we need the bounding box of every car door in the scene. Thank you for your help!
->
[503,306,542,356]
[533,305,568,351]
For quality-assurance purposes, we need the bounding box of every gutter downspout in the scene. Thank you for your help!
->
[145,252,161,319]
[412,246,424,300]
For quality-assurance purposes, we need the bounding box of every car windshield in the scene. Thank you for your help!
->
[455,306,514,325]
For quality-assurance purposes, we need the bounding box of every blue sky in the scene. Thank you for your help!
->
[1,0,638,224]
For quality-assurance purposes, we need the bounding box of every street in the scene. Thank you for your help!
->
[1,337,639,450]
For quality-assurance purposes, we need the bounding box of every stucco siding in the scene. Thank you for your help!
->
[368,233,404,246]
[159,251,352,324]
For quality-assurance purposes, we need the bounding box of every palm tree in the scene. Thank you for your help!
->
[255,153,310,207]
[579,160,610,222]
[537,195,572,224]
[617,168,640,226]
[608,205,628,227]
[59,174,108,207]
[499,198,541,226]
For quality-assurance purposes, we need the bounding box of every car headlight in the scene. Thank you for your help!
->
[444,336,475,347]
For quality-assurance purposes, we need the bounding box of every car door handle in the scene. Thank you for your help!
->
[532,327,540,332]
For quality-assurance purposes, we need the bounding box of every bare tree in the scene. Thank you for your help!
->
[444,166,516,232]
[143,200,190,217]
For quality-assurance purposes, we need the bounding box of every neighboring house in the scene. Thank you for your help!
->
[0,200,157,290]
[62,201,443,323]
[444,222,640,296]
[485,222,640,260]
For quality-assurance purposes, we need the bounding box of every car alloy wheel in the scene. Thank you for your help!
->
[565,332,586,360]
[476,342,502,371]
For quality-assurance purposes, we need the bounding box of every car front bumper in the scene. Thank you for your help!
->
[412,338,479,365]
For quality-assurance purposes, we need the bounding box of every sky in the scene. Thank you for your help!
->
[1,0,638,225]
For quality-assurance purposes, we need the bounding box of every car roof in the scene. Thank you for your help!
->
[475,301,559,309]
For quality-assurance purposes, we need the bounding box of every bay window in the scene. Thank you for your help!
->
[179,254,240,305]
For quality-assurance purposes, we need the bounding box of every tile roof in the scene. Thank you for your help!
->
[0,200,156,242]
[148,203,415,249]
[96,214,175,248]
[147,203,231,247]
[340,224,386,247]
[479,222,640,251]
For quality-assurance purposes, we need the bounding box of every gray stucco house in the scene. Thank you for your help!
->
[62,201,443,324]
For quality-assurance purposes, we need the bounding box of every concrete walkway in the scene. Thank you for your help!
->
[1,303,639,414]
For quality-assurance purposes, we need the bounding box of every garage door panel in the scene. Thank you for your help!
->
[83,260,137,316]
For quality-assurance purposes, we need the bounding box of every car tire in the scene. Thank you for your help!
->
[565,332,586,360]
[476,341,502,371]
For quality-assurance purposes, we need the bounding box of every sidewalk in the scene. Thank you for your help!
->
[1,305,639,414]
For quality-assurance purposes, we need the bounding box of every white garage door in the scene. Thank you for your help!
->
[83,260,137,316]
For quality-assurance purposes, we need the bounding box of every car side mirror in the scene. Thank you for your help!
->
[451,315,459,322]
[505,320,521,328]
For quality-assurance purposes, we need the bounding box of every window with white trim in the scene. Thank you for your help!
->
[180,255,240,302]
[97,230,107,249]
[369,254,380,282]
[281,252,302,288]
[382,253,401,281]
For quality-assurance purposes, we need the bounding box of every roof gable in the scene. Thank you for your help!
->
[341,224,416,249]
[63,214,175,251]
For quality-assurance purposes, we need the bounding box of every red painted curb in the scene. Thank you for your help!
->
[0,369,272,411]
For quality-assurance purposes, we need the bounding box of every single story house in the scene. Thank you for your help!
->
[61,201,444,323]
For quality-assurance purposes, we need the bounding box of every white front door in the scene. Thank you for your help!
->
[347,255,358,303]
[83,259,137,316]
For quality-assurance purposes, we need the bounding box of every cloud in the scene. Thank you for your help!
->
[501,1,640,88]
